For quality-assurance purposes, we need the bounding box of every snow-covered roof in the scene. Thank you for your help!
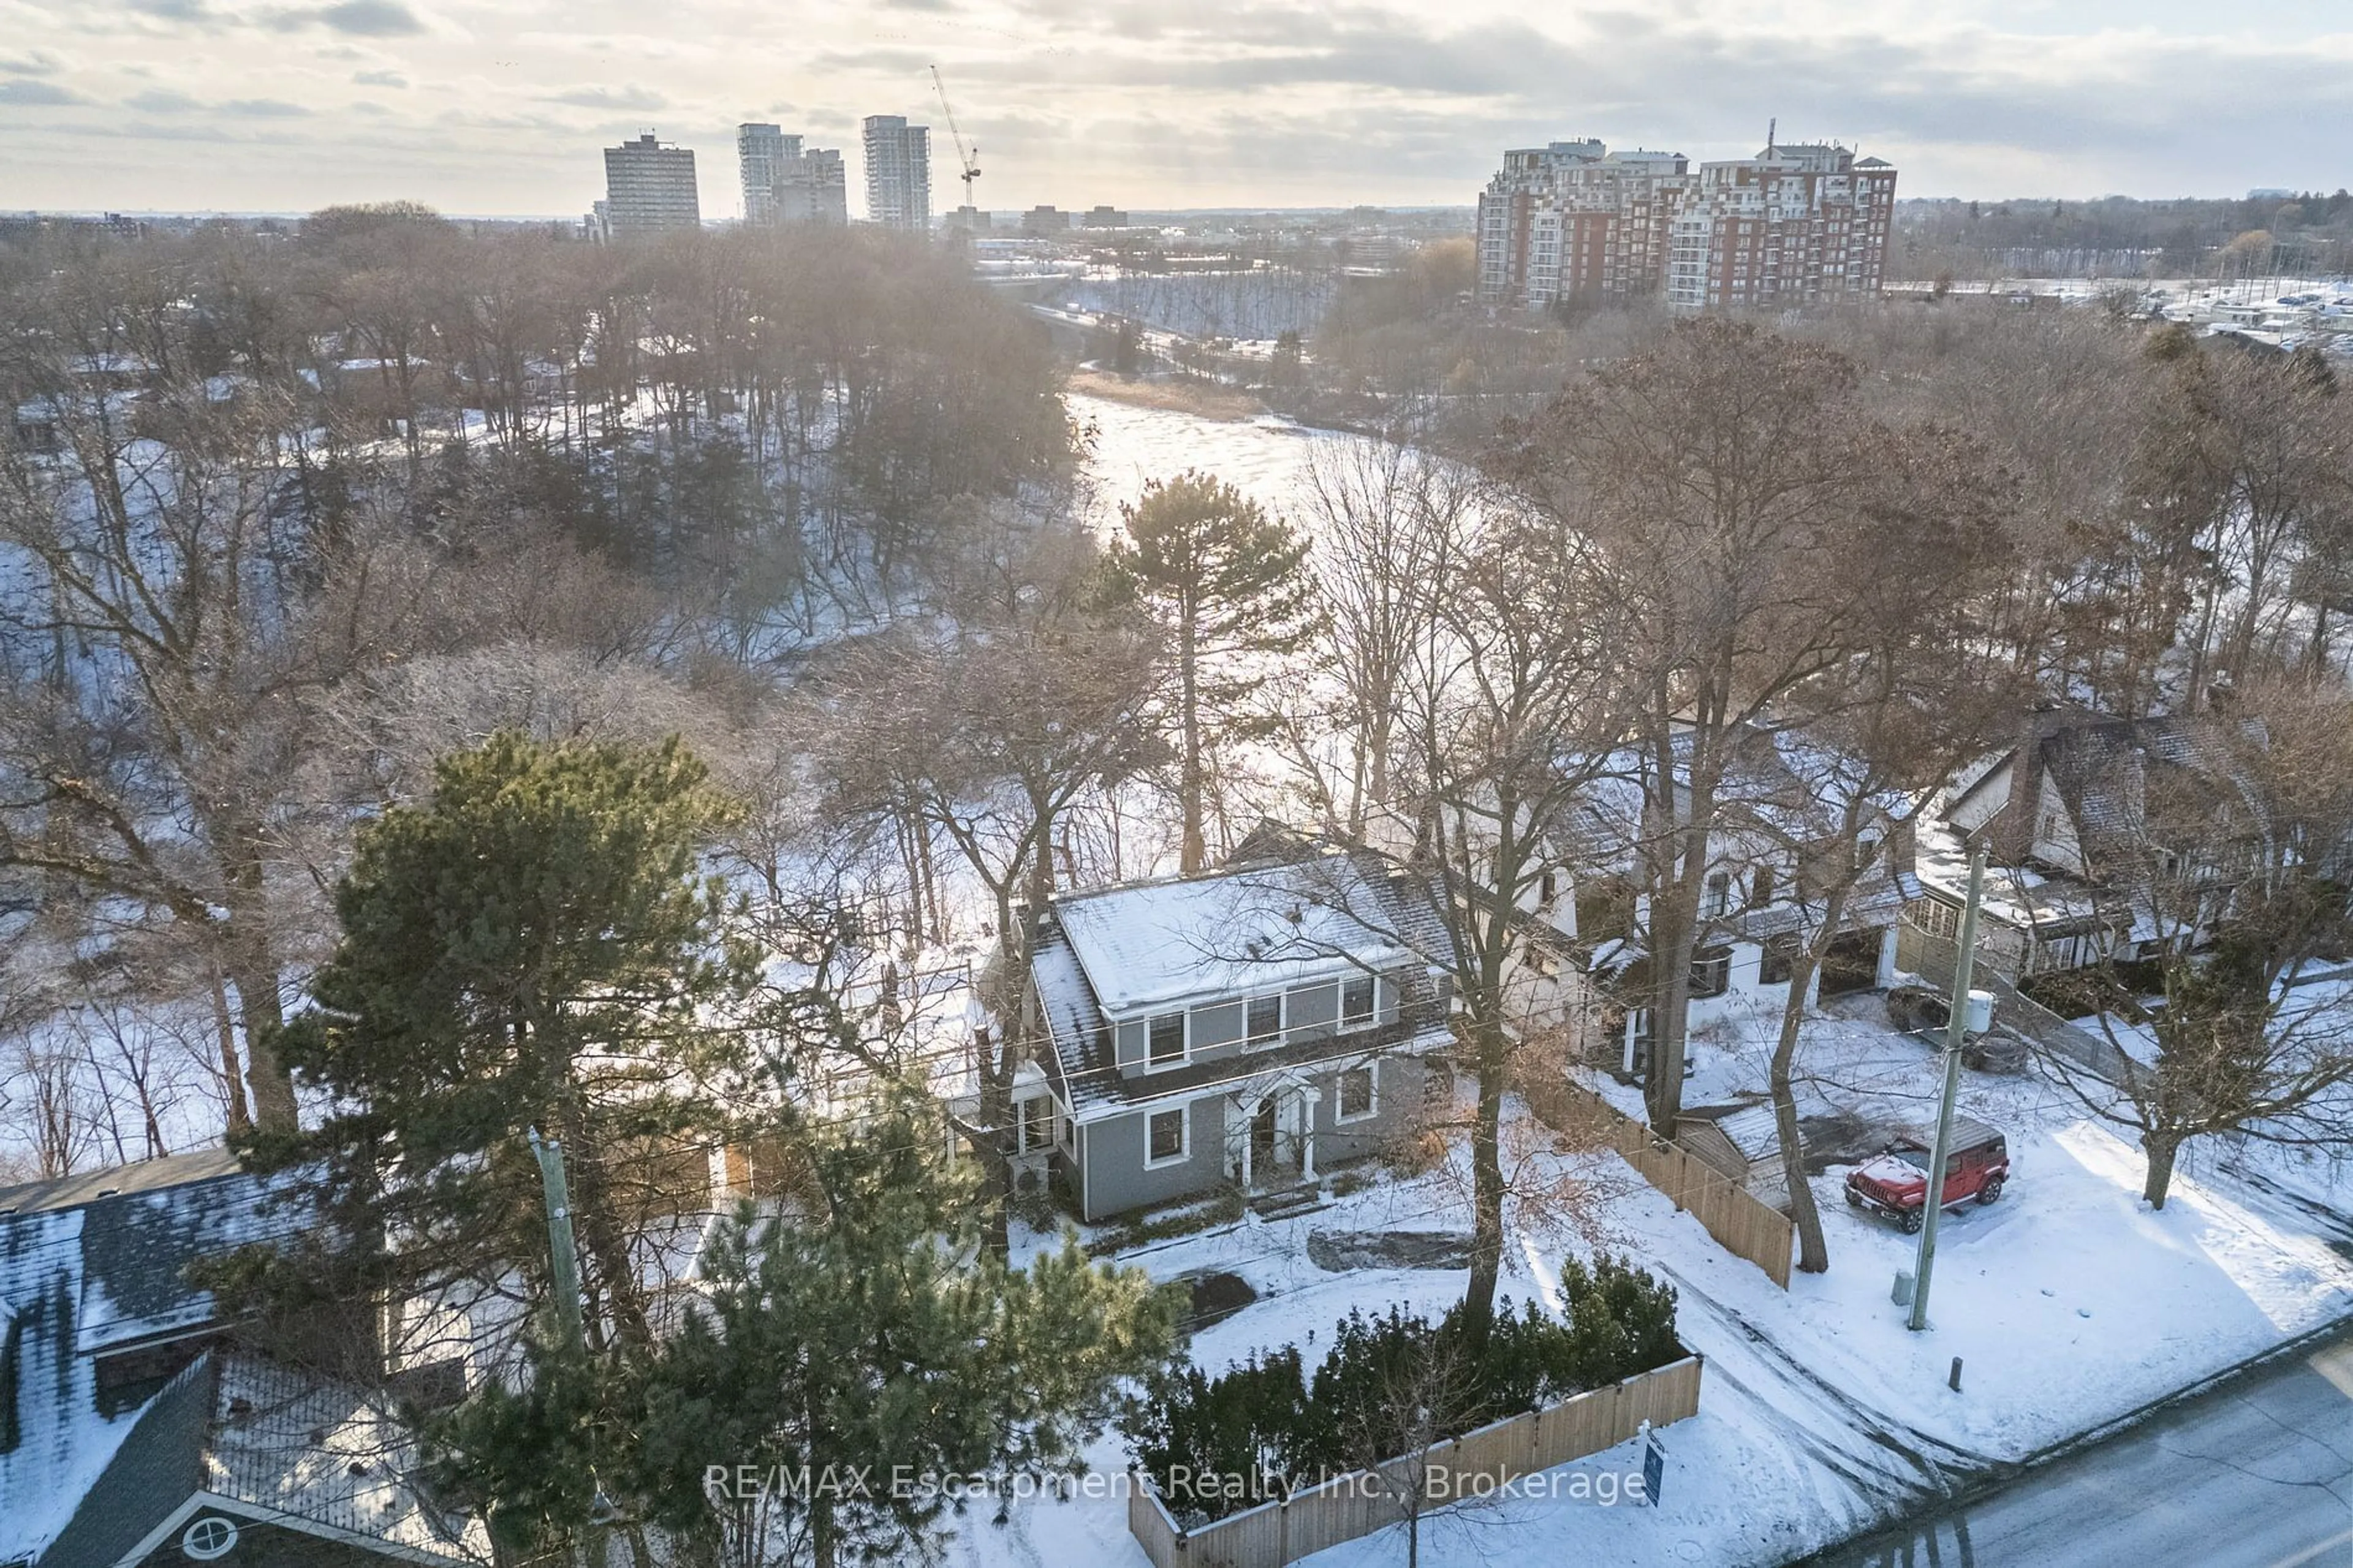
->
[1054,850,1427,1016]
[1929,709,2268,932]
[1687,1102,1787,1164]
[42,1351,487,1567]
[0,1149,311,1565]
[1560,722,1919,850]
[1031,832,1458,1116]
[1915,816,2115,933]
[72,1157,305,1356]
[67,352,154,377]
[206,1354,487,1558]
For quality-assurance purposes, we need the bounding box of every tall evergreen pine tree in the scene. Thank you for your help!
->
[432,1097,1180,1568]
[1114,471,1316,871]
[253,731,760,1355]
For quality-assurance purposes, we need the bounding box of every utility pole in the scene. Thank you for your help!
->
[1909,842,1988,1333]
[528,1127,626,1540]
[528,1126,586,1351]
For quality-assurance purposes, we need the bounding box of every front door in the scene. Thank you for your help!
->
[1250,1097,1278,1177]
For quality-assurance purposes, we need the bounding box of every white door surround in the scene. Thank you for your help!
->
[1226,1074,1320,1187]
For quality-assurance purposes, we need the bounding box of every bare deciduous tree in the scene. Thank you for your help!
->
[2037,683,2353,1207]
[1385,495,1640,1331]
[808,504,1167,1252]
[1499,317,1979,1132]
[1299,434,1466,836]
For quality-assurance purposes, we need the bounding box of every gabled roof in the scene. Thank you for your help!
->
[0,1151,310,1566]
[1554,721,1921,868]
[202,1355,485,1561]
[39,1355,214,1568]
[1053,841,1441,1015]
[0,1148,243,1217]
[70,1159,303,1357]
[1950,708,2262,881]
[41,1352,487,1568]
[2040,713,2254,871]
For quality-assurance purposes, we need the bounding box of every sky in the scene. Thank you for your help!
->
[0,0,2347,218]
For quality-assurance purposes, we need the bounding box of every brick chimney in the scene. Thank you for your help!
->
[1991,703,2067,867]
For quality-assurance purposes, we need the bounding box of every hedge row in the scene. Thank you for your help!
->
[1124,1252,1679,1522]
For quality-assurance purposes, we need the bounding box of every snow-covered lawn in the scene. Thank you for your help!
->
[949,995,2353,1568]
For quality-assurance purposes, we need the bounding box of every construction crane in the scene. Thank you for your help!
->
[930,65,981,208]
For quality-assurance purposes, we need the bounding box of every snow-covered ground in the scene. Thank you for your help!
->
[945,994,2353,1568]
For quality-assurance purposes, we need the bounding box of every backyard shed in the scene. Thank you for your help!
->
[1677,1102,1796,1213]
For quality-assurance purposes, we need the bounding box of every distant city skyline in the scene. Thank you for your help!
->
[0,0,2347,217]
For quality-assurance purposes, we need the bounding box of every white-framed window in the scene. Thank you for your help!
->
[1705,870,1732,918]
[1245,994,1283,1048]
[1145,1106,1188,1168]
[183,1519,241,1562]
[1689,945,1733,999]
[1017,1096,1055,1153]
[1341,975,1377,1028]
[1336,1065,1377,1123]
[1910,898,1961,941]
[1146,1011,1186,1070]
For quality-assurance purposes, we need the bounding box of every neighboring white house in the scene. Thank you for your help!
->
[1906,706,2268,986]
[1530,724,1920,1080]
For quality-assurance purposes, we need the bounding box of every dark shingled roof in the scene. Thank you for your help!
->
[2036,714,2253,876]
[1,1151,316,1566]
[39,1355,216,1568]
[35,1350,485,1568]
[0,1148,243,1218]
[201,1355,482,1558]
[72,1165,304,1358]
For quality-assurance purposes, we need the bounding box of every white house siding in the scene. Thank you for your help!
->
[1618,923,1899,1074]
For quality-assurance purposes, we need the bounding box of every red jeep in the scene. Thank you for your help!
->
[1845,1119,2009,1234]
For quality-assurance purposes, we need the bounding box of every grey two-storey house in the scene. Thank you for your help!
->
[1020,831,1458,1222]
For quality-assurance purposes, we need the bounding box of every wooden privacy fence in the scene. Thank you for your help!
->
[1563,1081,1795,1289]
[1127,1354,1703,1568]
[1898,917,2137,1083]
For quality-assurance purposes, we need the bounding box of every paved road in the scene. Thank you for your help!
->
[1808,1332,2353,1567]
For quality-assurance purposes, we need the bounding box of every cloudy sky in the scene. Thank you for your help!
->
[1,0,2347,217]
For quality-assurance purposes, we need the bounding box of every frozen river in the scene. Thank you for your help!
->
[1072,391,1351,530]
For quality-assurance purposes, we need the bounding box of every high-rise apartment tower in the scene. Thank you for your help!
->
[602,133,700,237]
[862,115,933,231]
[738,124,798,225]
[1475,136,1895,310]
[739,124,849,225]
